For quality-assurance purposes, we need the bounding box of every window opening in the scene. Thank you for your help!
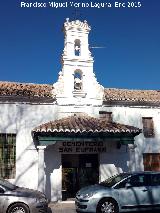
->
[74,71,82,91]
[74,39,80,56]
[143,153,160,171]
[142,117,154,138]
[0,134,16,179]
[99,111,112,122]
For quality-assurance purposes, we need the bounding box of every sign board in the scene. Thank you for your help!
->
[58,141,107,153]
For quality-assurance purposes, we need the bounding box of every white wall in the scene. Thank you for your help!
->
[44,145,61,201]
[0,101,160,201]
[0,102,57,189]
[100,105,160,171]
[99,141,129,182]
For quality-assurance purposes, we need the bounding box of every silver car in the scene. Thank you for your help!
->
[75,171,160,213]
[0,178,48,213]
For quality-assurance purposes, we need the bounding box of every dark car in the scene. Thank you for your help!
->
[75,171,160,213]
[0,178,48,213]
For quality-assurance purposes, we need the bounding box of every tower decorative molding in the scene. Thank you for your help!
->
[62,18,93,62]
[54,18,104,105]
[64,19,91,32]
[53,71,64,95]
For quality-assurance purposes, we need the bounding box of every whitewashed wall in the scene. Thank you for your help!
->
[0,102,57,190]
[44,145,62,201]
[99,105,160,171]
[0,101,160,201]
[99,141,129,182]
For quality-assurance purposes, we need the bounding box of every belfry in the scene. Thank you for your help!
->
[54,18,104,105]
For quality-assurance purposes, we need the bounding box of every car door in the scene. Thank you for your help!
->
[0,186,7,212]
[117,174,151,210]
[149,173,160,207]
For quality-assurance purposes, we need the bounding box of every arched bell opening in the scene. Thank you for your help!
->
[73,70,83,91]
[74,39,81,56]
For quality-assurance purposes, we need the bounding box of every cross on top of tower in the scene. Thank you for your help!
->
[72,8,82,20]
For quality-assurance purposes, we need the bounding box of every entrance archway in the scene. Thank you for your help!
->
[32,114,141,199]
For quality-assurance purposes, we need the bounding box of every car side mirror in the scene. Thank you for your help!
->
[0,187,5,193]
[125,183,132,188]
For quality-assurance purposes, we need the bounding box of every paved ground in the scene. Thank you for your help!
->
[49,201,76,213]
[48,201,160,213]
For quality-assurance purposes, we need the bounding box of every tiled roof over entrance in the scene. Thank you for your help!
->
[104,88,160,104]
[0,81,54,98]
[33,114,141,135]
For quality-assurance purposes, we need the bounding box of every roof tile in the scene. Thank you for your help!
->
[104,88,160,103]
[0,81,54,98]
[0,81,160,104]
[33,114,141,135]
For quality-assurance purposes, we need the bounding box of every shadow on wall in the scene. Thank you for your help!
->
[14,137,61,201]
[14,143,37,186]
[101,164,123,181]
[100,145,130,181]
[11,104,57,186]
[44,145,61,201]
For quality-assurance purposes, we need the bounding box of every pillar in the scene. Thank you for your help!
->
[37,146,46,193]
[128,144,137,172]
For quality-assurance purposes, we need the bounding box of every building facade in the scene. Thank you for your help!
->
[0,19,160,201]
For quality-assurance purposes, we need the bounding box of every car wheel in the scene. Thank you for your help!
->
[7,203,29,213]
[97,198,119,213]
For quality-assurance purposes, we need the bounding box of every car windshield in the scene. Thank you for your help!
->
[99,173,129,187]
[0,178,17,190]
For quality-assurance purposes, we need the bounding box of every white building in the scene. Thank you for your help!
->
[0,18,160,201]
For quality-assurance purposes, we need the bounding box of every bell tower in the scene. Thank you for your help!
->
[62,18,93,61]
[54,18,104,105]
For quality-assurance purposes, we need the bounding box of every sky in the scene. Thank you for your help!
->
[0,0,160,90]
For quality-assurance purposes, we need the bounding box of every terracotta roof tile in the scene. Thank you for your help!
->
[104,88,160,103]
[0,81,54,98]
[0,80,159,104]
[33,114,141,135]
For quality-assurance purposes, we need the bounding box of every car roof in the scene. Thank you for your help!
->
[123,171,160,176]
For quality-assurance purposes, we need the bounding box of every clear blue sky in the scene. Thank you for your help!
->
[0,0,160,89]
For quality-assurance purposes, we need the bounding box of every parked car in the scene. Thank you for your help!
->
[0,178,48,213]
[75,171,160,213]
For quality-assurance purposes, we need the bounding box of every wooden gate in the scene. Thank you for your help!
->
[143,153,160,171]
